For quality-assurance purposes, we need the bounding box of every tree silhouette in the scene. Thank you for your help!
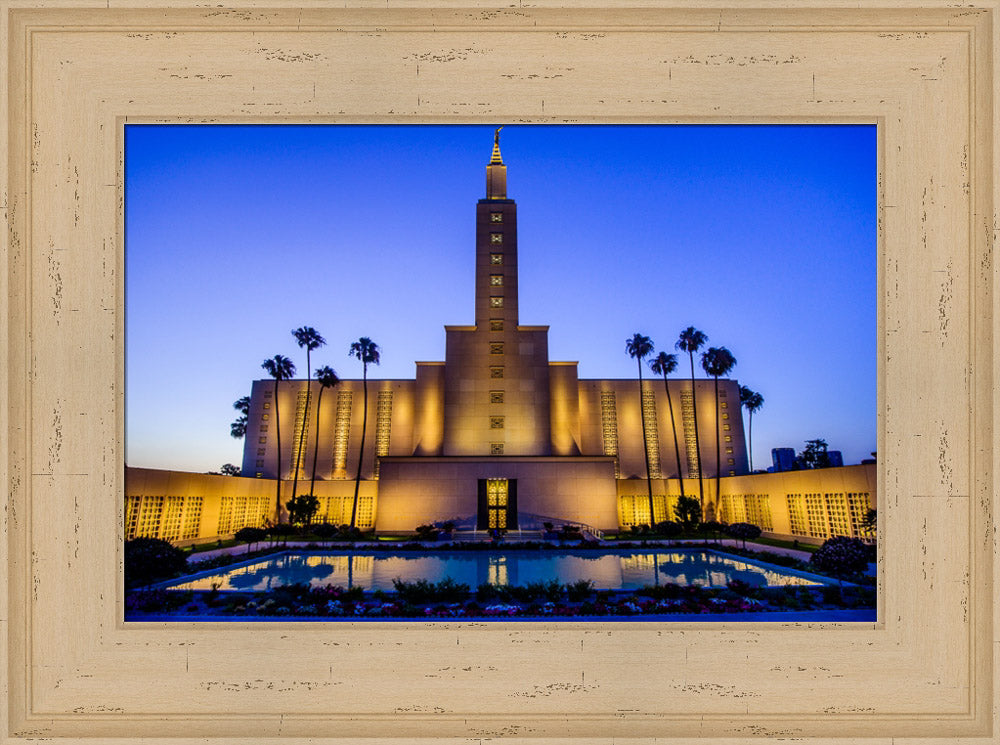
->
[739,385,764,472]
[676,327,708,509]
[348,337,380,530]
[262,354,295,523]
[290,327,326,504]
[309,365,340,521]
[625,333,656,527]
[649,351,685,500]
[701,346,737,516]
[230,396,250,439]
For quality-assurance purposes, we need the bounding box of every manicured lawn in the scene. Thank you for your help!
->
[750,536,819,553]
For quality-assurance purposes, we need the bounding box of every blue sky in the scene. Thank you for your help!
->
[125,124,876,473]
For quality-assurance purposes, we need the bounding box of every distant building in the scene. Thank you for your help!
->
[771,447,797,472]
[827,450,844,468]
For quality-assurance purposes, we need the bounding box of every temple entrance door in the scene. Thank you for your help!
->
[477,478,518,529]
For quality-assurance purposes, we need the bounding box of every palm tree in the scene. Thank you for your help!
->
[230,396,250,439]
[309,365,340,519]
[262,354,296,524]
[700,346,737,514]
[625,333,656,528]
[676,327,708,509]
[290,327,326,503]
[649,351,685,501]
[348,337,380,530]
[739,385,764,472]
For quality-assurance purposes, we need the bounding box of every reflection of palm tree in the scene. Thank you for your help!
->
[348,337,380,529]
[700,346,737,514]
[649,352,685,498]
[676,327,708,509]
[262,355,296,523]
[291,326,326,502]
[625,333,655,526]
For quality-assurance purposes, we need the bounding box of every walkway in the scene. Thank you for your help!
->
[186,536,814,563]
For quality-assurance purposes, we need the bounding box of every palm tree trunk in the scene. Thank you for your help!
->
[273,379,282,524]
[636,360,655,527]
[663,376,685,500]
[713,375,721,517]
[291,350,311,503]
[350,365,369,529]
[688,351,704,510]
[310,385,325,520]
[748,410,754,473]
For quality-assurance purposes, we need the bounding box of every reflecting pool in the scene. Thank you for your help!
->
[165,549,831,592]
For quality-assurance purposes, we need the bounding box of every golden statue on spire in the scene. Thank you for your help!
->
[486,126,507,198]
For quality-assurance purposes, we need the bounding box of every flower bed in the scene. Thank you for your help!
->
[125,578,875,619]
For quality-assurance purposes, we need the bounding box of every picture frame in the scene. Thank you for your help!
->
[2,2,996,742]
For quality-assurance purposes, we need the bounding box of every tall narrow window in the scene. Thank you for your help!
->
[600,391,620,478]
[290,389,309,479]
[680,388,700,478]
[373,391,393,479]
[332,390,352,479]
[641,388,661,479]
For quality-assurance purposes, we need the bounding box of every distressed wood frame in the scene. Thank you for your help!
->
[2,1,997,742]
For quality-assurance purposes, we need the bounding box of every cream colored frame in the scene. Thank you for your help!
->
[2,2,996,742]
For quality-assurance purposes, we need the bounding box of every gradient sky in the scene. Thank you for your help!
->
[125,124,876,474]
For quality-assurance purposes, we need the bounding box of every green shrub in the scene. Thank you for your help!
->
[653,520,683,537]
[673,496,702,528]
[392,577,470,604]
[234,526,267,553]
[565,579,595,602]
[724,522,762,548]
[810,536,870,580]
[124,537,189,588]
[635,583,686,600]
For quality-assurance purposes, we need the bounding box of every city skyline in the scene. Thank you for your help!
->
[125,124,876,474]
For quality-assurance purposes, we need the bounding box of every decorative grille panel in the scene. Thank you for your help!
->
[374,391,392,479]
[332,390,352,479]
[804,493,829,538]
[680,387,700,478]
[291,389,310,479]
[786,494,808,536]
[641,387,661,479]
[600,391,620,478]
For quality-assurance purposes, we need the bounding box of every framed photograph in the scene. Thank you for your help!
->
[3,2,996,742]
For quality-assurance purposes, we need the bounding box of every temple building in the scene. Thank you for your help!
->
[240,131,749,532]
[125,133,875,545]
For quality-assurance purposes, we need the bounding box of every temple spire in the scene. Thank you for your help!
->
[486,126,507,199]
[490,126,504,164]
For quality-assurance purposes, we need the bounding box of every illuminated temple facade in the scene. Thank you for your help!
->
[125,135,876,544]
[239,134,750,532]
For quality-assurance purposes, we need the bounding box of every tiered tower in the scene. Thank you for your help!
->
[441,128,553,456]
